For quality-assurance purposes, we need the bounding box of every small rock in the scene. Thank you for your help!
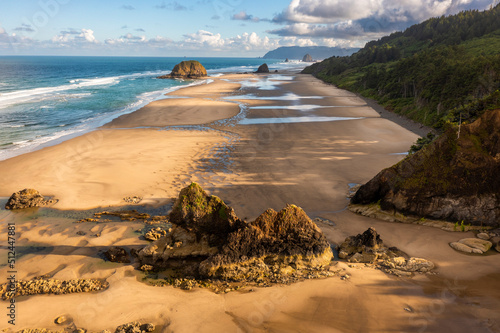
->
[477,232,490,240]
[144,227,167,241]
[76,231,86,236]
[458,238,492,253]
[140,264,154,272]
[103,247,131,263]
[404,307,413,312]
[54,315,67,324]
[140,323,155,332]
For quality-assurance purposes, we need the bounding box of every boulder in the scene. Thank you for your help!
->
[137,183,333,282]
[5,188,55,210]
[103,247,130,263]
[302,54,313,62]
[450,238,492,254]
[115,322,155,333]
[158,60,207,79]
[477,232,490,240]
[351,110,500,227]
[256,63,269,73]
[285,58,289,62]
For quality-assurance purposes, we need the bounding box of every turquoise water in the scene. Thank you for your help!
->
[0,56,305,160]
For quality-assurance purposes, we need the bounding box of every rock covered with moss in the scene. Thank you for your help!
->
[158,60,207,79]
[137,183,333,281]
[351,110,500,227]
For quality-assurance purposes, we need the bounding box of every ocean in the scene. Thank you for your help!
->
[0,56,306,161]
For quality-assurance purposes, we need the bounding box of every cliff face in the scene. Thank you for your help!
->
[158,60,207,79]
[351,110,500,226]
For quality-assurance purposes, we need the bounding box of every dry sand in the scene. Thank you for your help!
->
[0,73,498,333]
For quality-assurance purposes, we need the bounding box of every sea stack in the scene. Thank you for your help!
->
[302,54,313,62]
[256,63,270,73]
[157,60,207,79]
[350,110,500,227]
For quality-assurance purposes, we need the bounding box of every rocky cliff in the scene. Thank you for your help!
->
[351,110,500,227]
[137,183,333,281]
[158,60,207,79]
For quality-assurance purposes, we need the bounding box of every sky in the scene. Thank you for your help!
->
[0,0,497,57]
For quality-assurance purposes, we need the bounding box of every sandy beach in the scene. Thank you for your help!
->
[0,72,499,333]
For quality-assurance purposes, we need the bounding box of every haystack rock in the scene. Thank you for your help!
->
[157,60,207,79]
[137,183,333,281]
[351,110,500,227]
[5,188,55,210]
[256,63,270,73]
[302,54,313,62]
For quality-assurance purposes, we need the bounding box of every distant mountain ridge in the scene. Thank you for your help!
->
[263,46,359,60]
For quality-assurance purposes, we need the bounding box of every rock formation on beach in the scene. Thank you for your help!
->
[256,63,270,73]
[338,227,434,275]
[157,60,207,79]
[137,183,333,281]
[5,188,56,210]
[351,110,500,227]
[0,277,108,300]
[302,53,313,62]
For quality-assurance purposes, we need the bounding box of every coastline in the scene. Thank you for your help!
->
[0,71,499,332]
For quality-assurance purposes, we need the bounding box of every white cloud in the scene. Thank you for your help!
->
[52,28,97,44]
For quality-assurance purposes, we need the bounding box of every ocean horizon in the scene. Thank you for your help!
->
[0,56,306,161]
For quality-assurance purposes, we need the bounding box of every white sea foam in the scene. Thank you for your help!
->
[249,105,330,111]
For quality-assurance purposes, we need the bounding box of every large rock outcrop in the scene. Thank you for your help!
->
[158,60,207,79]
[137,183,333,281]
[351,110,500,227]
[256,63,270,73]
[5,188,55,210]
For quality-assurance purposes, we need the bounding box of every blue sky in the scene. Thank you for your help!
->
[0,0,496,56]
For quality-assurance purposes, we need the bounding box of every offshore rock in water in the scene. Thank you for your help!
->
[5,188,56,210]
[137,183,333,281]
[351,110,500,227]
[256,63,270,73]
[157,60,207,79]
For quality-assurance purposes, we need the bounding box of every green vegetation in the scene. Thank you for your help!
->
[303,4,500,129]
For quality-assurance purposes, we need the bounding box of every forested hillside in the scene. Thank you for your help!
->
[303,4,500,128]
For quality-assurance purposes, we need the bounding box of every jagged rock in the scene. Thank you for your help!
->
[103,247,130,263]
[158,60,207,79]
[477,232,490,240]
[450,238,492,254]
[337,227,409,264]
[302,54,313,62]
[285,58,289,62]
[138,183,333,282]
[256,63,269,73]
[5,188,55,210]
[144,227,167,241]
[351,110,500,227]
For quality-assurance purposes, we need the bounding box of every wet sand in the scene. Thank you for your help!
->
[0,73,498,332]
